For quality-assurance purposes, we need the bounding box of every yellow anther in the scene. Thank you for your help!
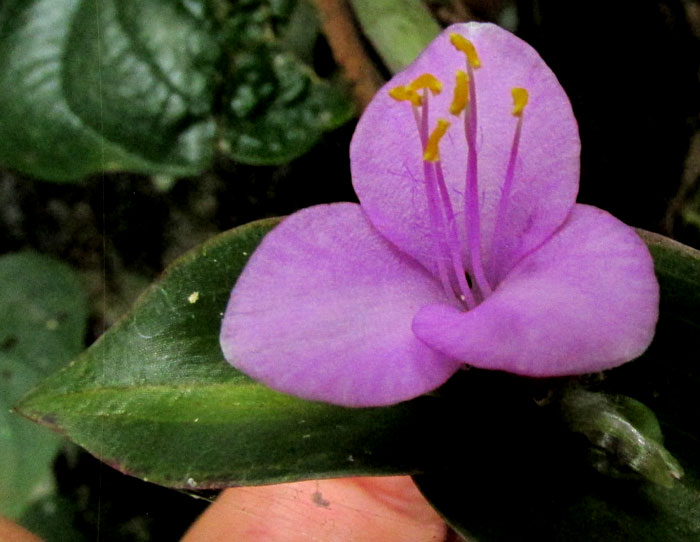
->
[449,70,470,115]
[408,73,442,95]
[423,119,451,162]
[511,87,529,117]
[389,85,422,107]
[449,33,481,68]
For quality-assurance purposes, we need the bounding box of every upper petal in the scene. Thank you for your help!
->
[412,205,659,376]
[351,22,580,282]
[220,203,460,407]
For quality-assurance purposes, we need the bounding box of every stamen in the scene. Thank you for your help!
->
[389,85,422,107]
[449,34,481,68]
[423,119,451,162]
[409,73,443,95]
[449,70,469,116]
[492,87,528,281]
[402,88,475,307]
[433,161,477,308]
[511,87,529,117]
[462,53,492,299]
[419,92,454,300]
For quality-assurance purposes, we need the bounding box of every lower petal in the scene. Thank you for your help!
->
[412,205,659,376]
[220,203,460,407]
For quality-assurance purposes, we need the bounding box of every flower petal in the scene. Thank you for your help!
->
[412,205,659,376]
[351,22,580,283]
[220,203,460,407]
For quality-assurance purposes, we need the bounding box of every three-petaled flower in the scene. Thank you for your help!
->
[220,23,659,407]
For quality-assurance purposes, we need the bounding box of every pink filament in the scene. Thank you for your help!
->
[418,94,453,300]
[491,114,524,282]
[463,64,492,300]
[434,162,476,307]
[407,90,484,309]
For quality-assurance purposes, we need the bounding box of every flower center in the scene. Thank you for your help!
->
[389,34,529,310]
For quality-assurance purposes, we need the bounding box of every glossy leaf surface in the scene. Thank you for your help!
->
[637,229,700,327]
[219,2,354,165]
[16,219,455,488]
[0,0,218,181]
[0,0,352,180]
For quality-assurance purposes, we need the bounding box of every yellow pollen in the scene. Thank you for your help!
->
[511,87,529,117]
[449,34,481,68]
[449,70,470,115]
[389,85,422,107]
[423,119,451,162]
[408,73,443,95]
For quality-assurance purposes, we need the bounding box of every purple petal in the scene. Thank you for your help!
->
[220,203,461,407]
[351,22,580,283]
[412,205,659,376]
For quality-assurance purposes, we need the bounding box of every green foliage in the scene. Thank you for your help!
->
[0,0,353,182]
[349,0,441,73]
[219,1,354,164]
[0,253,88,519]
[637,230,700,327]
[0,0,218,182]
[15,219,456,488]
[561,390,682,488]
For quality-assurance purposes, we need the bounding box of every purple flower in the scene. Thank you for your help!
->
[220,23,659,407]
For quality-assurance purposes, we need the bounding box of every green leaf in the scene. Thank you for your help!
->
[637,229,700,327]
[350,0,441,73]
[220,49,354,165]
[16,219,456,489]
[560,389,682,488]
[0,0,352,179]
[0,253,88,519]
[0,0,218,182]
[219,1,354,165]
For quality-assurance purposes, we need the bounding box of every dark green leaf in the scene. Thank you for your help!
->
[0,0,218,182]
[0,0,352,179]
[0,253,88,518]
[16,219,456,489]
[638,229,700,327]
[560,389,682,488]
[218,0,354,165]
[350,0,441,73]
[220,50,354,165]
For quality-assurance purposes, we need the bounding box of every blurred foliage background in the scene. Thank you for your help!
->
[1,0,700,539]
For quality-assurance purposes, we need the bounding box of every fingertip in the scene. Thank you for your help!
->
[182,477,446,542]
[0,517,43,542]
